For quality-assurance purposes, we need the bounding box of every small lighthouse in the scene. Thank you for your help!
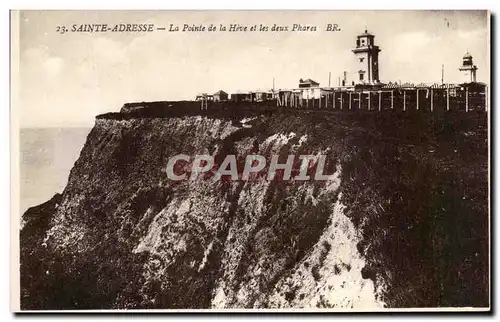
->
[459,52,478,83]
[352,29,381,85]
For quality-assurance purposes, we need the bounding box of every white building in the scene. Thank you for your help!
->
[459,52,478,83]
[351,29,381,85]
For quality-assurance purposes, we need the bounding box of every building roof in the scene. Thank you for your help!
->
[299,78,319,85]
[463,52,473,59]
[358,29,374,37]
[214,90,228,95]
[382,82,460,89]
[254,88,273,93]
[459,81,486,88]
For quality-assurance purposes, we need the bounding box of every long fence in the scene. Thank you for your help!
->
[275,84,488,113]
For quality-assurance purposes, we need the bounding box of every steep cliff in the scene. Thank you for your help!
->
[20,108,489,310]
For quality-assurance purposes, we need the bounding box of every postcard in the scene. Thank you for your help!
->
[10,10,490,312]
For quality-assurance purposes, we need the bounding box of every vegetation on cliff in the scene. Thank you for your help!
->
[20,105,488,309]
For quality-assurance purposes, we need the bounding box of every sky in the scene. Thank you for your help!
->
[15,10,489,127]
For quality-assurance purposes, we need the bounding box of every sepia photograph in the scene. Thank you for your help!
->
[10,10,490,312]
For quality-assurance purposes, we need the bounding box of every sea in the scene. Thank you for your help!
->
[19,127,91,215]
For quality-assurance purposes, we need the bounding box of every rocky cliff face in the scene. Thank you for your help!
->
[20,109,489,310]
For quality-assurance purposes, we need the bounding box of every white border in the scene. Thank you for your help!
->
[3,1,498,320]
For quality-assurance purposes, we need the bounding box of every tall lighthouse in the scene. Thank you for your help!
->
[351,29,381,85]
[459,52,478,83]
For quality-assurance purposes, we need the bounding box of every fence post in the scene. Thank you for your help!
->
[349,92,352,110]
[430,88,434,112]
[391,90,394,109]
[446,88,450,111]
[368,92,371,111]
[403,90,406,111]
[465,87,469,112]
[485,86,488,112]
[378,91,382,112]
[416,89,419,110]
[333,92,336,109]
